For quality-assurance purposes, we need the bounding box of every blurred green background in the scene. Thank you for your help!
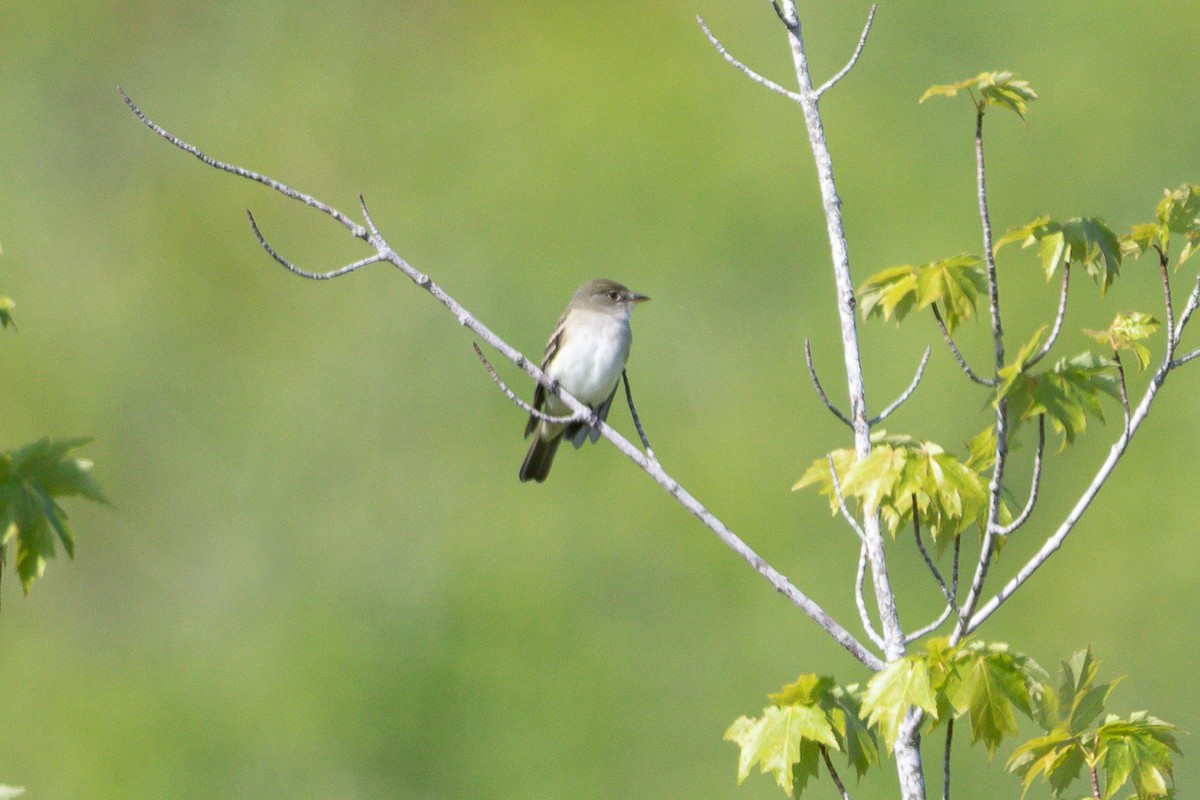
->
[2,1,1198,797]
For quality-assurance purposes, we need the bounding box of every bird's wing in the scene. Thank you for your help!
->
[524,310,569,438]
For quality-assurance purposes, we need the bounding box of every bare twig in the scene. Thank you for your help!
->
[1025,264,1070,368]
[1113,351,1132,436]
[696,17,803,105]
[814,4,878,98]
[951,106,1009,646]
[931,303,994,387]
[124,90,885,672]
[805,338,853,427]
[820,744,853,800]
[913,510,954,605]
[1155,244,1177,357]
[967,356,1175,634]
[1172,347,1200,367]
[994,414,1045,537]
[828,455,867,542]
[856,545,886,650]
[869,346,931,425]
[621,369,656,462]
[942,718,954,800]
[248,210,383,279]
[1173,269,1200,341]
[472,343,583,426]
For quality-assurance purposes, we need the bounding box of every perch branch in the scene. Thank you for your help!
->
[248,210,383,279]
[124,90,884,672]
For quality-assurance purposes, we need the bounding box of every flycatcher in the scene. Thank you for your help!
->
[519,278,650,483]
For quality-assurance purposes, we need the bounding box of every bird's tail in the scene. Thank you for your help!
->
[519,430,562,483]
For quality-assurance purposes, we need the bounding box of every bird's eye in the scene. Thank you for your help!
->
[608,290,621,301]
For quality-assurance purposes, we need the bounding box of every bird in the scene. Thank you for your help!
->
[519,278,650,483]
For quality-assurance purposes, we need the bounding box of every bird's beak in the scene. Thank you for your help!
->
[631,293,651,304]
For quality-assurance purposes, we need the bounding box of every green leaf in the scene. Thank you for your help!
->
[1000,352,1119,450]
[996,216,1124,293]
[1006,730,1084,799]
[1156,183,1200,267]
[920,71,1038,118]
[1085,312,1160,373]
[858,256,985,334]
[771,674,836,707]
[725,703,839,796]
[827,684,880,780]
[0,295,14,330]
[948,643,1039,755]
[1097,712,1180,800]
[861,656,938,752]
[0,437,106,593]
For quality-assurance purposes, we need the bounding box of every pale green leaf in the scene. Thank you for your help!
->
[920,71,1038,118]
[861,657,938,751]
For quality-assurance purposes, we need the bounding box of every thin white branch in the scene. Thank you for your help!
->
[472,342,583,426]
[967,356,1175,634]
[1025,264,1070,368]
[805,338,853,427]
[828,455,867,543]
[931,303,994,387]
[1172,347,1200,367]
[1173,269,1200,341]
[124,91,885,673]
[248,210,383,279]
[905,603,953,645]
[993,414,1045,537]
[814,4,878,98]
[869,346,931,424]
[696,17,803,105]
[857,545,886,649]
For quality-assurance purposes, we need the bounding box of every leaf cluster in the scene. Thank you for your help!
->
[1122,183,1200,268]
[1007,648,1181,800]
[725,674,878,798]
[920,71,1038,118]
[857,255,986,334]
[995,216,1123,293]
[794,432,1000,544]
[0,438,106,592]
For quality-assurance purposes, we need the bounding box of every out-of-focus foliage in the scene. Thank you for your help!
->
[2,3,1200,799]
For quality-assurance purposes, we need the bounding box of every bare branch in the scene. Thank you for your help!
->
[1113,352,1132,436]
[856,545,887,652]
[1172,346,1200,368]
[1025,264,1070,368]
[994,414,1045,537]
[931,303,994,387]
[769,0,798,33]
[967,358,1175,634]
[1155,245,1178,358]
[905,602,954,645]
[829,455,866,542]
[1173,269,1200,341]
[621,369,657,463]
[120,87,368,240]
[472,343,583,426]
[125,91,885,672]
[912,498,954,605]
[869,346,931,425]
[696,17,803,104]
[942,718,954,800]
[814,4,878,98]
[247,210,382,280]
[805,338,854,427]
